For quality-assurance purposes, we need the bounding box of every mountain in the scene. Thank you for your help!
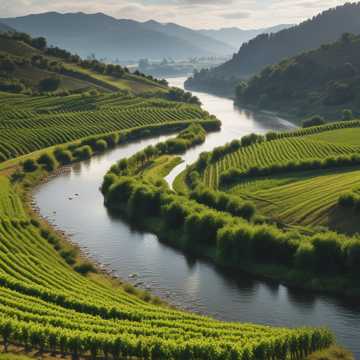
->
[0,23,13,33]
[198,24,293,50]
[236,33,360,120]
[0,12,234,61]
[143,20,235,56]
[186,3,360,95]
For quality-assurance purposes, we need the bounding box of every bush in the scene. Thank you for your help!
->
[73,145,93,160]
[95,139,108,152]
[37,153,56,171]
[54,149,73,165]
[342,109,354,121]
[74,262,97,275]
[23,159,38,172]
[60,249,77,265]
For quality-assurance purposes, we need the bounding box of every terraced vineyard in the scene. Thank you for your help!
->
[0,172,333,359]
[193,125,360,232]
[202,136,360,188]
[231,168,360,227]
[0,92,208,162]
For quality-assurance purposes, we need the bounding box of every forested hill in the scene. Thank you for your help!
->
[186,2,360,95]
[236,33,360,120]
[0,12,234,61]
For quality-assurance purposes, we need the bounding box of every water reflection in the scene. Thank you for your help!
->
[34,77,360,356]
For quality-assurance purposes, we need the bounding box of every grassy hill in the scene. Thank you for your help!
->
[236,33,360,120]
[186,2,360,96]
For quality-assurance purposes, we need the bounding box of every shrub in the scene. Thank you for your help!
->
[23,159,38,172]
[95,139,108,152]
[60,249,77,265]
[54,149,73,165]
[37,153,56,171]
[73,145,93,160]
[74,262,97,275]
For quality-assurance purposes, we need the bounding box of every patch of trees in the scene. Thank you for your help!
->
[165,88,201,105]
[220,153,360,187]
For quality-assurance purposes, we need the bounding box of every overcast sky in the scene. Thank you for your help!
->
[0,0,351,29]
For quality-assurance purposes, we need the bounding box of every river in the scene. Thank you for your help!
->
[34,77,360,356]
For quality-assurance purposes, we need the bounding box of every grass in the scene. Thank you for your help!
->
[307,127,360,146]
[141,155,183,182]
[307,346,354,360]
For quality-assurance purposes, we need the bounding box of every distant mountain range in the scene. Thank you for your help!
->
[0,12,236,61]
[186,2,360,95]
[198,24,293,50]
[0,12,294,62]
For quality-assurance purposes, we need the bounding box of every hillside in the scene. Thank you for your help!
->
[0,12,234,61]
[236,33,360,120]
[198,24,293,50]
[0,32,167,95]
[186,2,360,95]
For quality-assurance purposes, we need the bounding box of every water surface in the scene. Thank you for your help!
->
[35,77,360,356]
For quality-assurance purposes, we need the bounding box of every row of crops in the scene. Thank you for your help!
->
[202,136,360,188]
[0,92,210,163]
[0,174,334,359]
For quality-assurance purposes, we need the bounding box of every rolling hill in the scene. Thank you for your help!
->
[236,33,360,120]
[0,12,234,61]
[186,2,360,95]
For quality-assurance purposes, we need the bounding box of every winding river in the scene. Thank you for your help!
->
[34,77,360,356]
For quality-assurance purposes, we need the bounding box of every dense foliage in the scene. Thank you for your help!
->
[236,33,360,119]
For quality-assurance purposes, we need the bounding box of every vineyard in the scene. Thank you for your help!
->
[186,124,360,232]
[0,172,333,359]
[202,136,360,188]
[0,91,210,163]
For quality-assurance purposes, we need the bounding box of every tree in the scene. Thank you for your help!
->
[38,77,61,92]
[342,109,353,121]
[31,37,47,50]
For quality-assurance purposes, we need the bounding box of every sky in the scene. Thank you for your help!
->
[0,0,351,29]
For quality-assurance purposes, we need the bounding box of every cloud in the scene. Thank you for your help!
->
[221,11,251,20]
[0,0,350,29]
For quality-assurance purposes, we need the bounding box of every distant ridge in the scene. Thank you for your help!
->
[198,24,293,50]
[186,2,360,94]
[0,12,234,61]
